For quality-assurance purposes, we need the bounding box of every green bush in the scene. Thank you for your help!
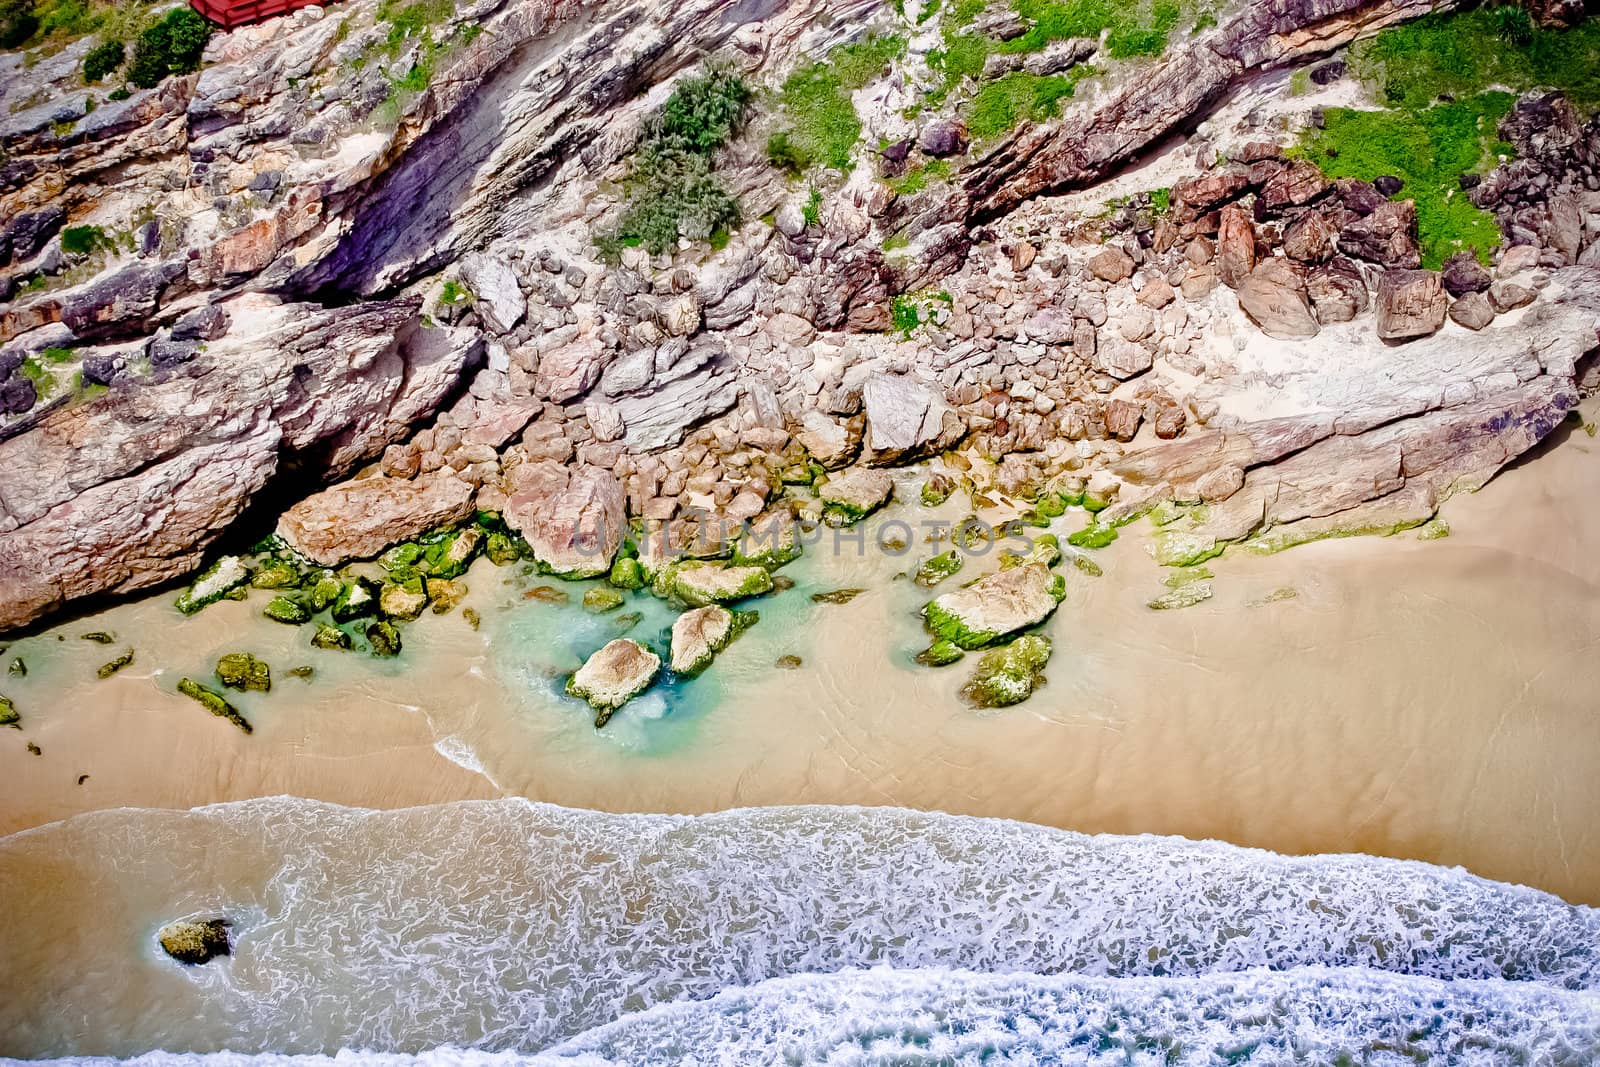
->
[128,7,211,89]
[59,224,107,255]
[603,66,751,256]
[0,0,38,48]
[966,69,1088,138]
[771,33,905,172]
[82,38,123,82]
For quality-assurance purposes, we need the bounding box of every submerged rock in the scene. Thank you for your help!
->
[96,650,135,679]
[311,624,352,651]
[917,639,966,667]
[80,631,116,644]
[263,596,312,625]
[176,679,252,734]
[961,634,1052,707]
[1148,582,1215,610]
[174,557,252,615]
[378,579,430,621]
[583,587,625,614]
[915,550,964,588]
[157,919,231,965]
[366,620,403,658]
[775,654,803,670]
[811,588,864,605]
[818,468,894,526]
[331,579,379,623]
[216,653,271,693]
[0,694,17,728]
[567,639,661,726]
[669,605,756,676]
[923,563,1066,650]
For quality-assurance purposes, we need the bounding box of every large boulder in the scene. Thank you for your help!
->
[861,374,963,464]
[669,604,754,675]
[566,639,660,726]
[922,562,1065,650]
[457,253,525,335]
[1375,269,1448,341]
[1306,257,1369,324]
[818,467,894,525]
[277,470,477,567]
[1339,200,1421,268]
[1236,259,1320,338]
[503,461,625,578]
[670,562,773,606]
[1216,204,1256,288]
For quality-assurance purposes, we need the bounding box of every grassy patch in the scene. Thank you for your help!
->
[1296,93,1514,267]
[59,224,108,255]
[886,157,951,195]
[965,68,1091,138]
[1002,0,1185,59]
[602,66,751,256]
[771,33,905,172]
[1350,5,1600,110]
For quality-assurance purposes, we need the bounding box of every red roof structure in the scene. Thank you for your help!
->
[190,0,324,30]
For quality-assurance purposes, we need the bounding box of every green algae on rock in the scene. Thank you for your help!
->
[1148,581,1214,610]
[96,649,135,679]
[811,588,864,605]
[1153,528,1223,568]
[775,654,803,670]
[287,665,315,680]
[568,638,661,727]
[249,560,302,590]
[311,623,353,651]
[263,596,313,625]
[923,563,1066,650]
[157,919,231,965]
[915,550,964,588]
[174,557,252,615]
[331,579,380,623]
[0,694,18,728]
[1067,522,1117,549]
[607,556,645,590]
[920,472,955,507]
[80,631,116,644]
[216,653,271,693]
[961,634,1052,708]
[365,620,403,658]
[669,605,757,676]
[916,638,966,667]
[428,578,469,614]
[583,587,626,614]
[378,579,430,621]
[1069,553,1103,578]
[999,533,1061,570]
[818,467,894,526]
[671,561,774,606]
[176,678,252,734]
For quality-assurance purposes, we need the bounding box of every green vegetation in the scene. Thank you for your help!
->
[966,68,1088,138]
[803,185,823,226]
[127,6,209,89]
[1297,93,1514,268]
[769,33,905,172]
[439,279,472,305]
[1004,0,1183,59]
[58,224,107,256]
[886,157,950,195]
[961,633,1052,707]
[81,37,120,81]
[1349,5,1600,110]
[603,66,751,256]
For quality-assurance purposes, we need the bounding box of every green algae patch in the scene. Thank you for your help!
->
[1416,518,1451,541]
[607,556,645,590]
[263,596,313,625]
[961,634,1052,708]
[0,694,18,728]
[378,578,430,621]
[1153,528,1222,567]
[916,638,966,667]
[80,631,115,644]
[366,620,403,658]
[1000,533,1061,571]
[672,562,774,607]
[811,588,865,605]
[1242,513,1429,556]
[96,649,134,679]
[1148,581,1213,610]
[216,653,271,693]
[250,560,302,589]
[331,579,379,623]
[485,529,525,566]
[175,557,252,615]
[177,678,252,734]
[311,624,353,651]
[1067,522,1117,549]
[732,525,804,571]
[920,473,955,507]
[306,573,344,612]
[915,550,964,588]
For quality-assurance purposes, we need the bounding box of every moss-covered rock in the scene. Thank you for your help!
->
[1148,582,1214,610]
[611,610,643,634]
[8,657,25,677]
[669,605,757,676]
[331,579,378,623]
[305,572,343,612]
[1066,523,1117,549]
[961,634,1052,708]
[732,523,804,570]
[1070,554,1103,578]
[818,467,894,526]
[250,560,302,590]
[157,918,231,965]
[916,639,965,667]
[583,586,626,614]
[287,665,314,680]
[811,588,864,605]
[175,557,252,615]
[216,653,271,693]
[176,678,252,734]
[462,607,482,630]
[775,654,803,670]
[915,550,964,588]
[366,620,403,658]
[922,563,1065,650]
[485,529,525,566]
[378,578,430,621]
[81,631,116,644]
[608,556,645,589]
[672,561,774,606]
[263,596,312,625]
[567,638,661,726]
[920,473,955,507]
[1000,534,1061,570]
[1153,529,1223,568]
[97,649,135,679]
[0,694,18,728]
[525,585,570,604]
[428,579,469,614]
[311,623,352,651]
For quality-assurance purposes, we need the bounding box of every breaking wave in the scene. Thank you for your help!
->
[1,799,1595,1061]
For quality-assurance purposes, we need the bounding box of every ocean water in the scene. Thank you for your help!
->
[2,799,1596,1063]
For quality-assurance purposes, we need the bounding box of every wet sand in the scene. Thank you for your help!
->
[2,404,1598,903]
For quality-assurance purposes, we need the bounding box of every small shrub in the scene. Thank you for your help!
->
[891,295,921,334]
[128,7,211,89]
[1491,4,1533,47]
[59,224,107,255]
[766,130,807,176]
[0,0,38,48]
[82,38,123,82]
[802,185,822,227]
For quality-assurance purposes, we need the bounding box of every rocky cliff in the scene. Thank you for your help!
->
[1,0,1597,630]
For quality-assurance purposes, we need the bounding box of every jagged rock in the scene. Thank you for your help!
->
[919,120,969,158]
[1236,259,1319,338]
[1306,257,1369,324]
[1282,211,1338,263]
[923,563,1065,650]
[1441,251,1492,296]
[818,467,894,524]
[614,355,739,451]
[1488,281,1537,313]
[568,639,660,726]
[669,604,755,675]
[535,337,606,402]
[215,653,271,693]
[1216,204,1256,288]
[59,261,186,338]
[1173,170,1251,214]
[794,410,861,468]
[1375,269,1448,341]
[458,254,525,335]
[1258,159,1330,208]
[277,471,476,568]
[1449,292,1496,330]
[1339,200,1421,268]
[1105,399,1143,441]
[862,374,962,464]
[502,462,625,578]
